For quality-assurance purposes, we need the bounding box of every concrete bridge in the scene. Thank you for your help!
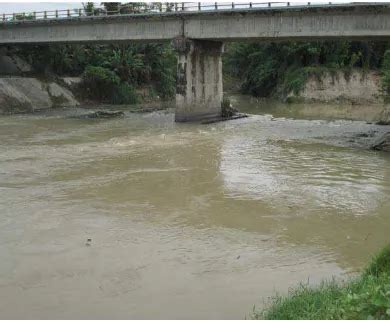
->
[1,2,390,121]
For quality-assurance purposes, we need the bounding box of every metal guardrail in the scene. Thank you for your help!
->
[0,2,377,24]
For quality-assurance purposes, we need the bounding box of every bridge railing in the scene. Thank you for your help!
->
[0,2,346,24]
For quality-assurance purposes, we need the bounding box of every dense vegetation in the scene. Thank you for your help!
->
[10,2,177,105]
[224,41,390,100]
[13,38,390,105]
[17,40,389,105]
[15,42,176,104]
[253,244,390,319]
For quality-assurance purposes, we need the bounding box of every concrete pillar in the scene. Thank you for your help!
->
[173,37,223,122]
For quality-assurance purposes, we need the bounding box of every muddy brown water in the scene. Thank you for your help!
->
[0,97,389,319]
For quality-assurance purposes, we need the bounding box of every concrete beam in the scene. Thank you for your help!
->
[0,16,182,44]
[0,5,389,44]
[184,6,390,41]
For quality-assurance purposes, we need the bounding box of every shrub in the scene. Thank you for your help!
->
[365,243,390,277]
[381,50,390,101]
[111,82,138,104]
[82,67,139,104]
[82,65,120,101]
[280,66,308,96]
[155,70,176,100]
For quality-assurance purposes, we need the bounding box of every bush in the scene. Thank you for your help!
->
[82,67,139,104]
[155,70,176,100]
[148,45,176,100]
[82,65,120,101]
[111,82,138,104]
[381,50,390,101]
[365,243,390,277]
[278,66,308,97]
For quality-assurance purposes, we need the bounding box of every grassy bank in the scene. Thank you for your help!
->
[253,244,390,319]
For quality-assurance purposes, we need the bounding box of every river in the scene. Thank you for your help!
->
[0,96,389,319]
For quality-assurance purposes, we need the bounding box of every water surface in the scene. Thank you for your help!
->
[0,99,389,319]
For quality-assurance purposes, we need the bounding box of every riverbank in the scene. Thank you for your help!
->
[2,50,390,126]
[0,75,170,115]
[0,47,175,115]
[225,67,390,125]
[229,95,390,124]
[253,244,390,319]
[287,69,383,105]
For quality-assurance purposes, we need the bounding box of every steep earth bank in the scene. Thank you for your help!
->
[282,69,389,125]
[291,70,382,105]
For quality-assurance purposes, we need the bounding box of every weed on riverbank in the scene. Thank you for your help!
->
[253,244,390,319]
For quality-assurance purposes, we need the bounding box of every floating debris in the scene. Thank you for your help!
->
[201,113,248,124]
[72,110,124,119]
[371,132,390,152]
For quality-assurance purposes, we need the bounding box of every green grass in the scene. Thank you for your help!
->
[252,244,390,320]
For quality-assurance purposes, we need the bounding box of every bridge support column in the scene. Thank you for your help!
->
[173,38,224,122]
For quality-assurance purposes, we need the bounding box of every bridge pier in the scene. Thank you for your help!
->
[173,38,224,122]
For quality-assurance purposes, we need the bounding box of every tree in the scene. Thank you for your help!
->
[101,2,120,14]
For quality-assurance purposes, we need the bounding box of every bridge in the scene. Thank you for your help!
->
[1,2,390,121]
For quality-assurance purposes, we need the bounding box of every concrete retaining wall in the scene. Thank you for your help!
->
[0,77,79,114]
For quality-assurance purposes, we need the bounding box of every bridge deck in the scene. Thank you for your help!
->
[0,2,389,24]
[0,2,389,44]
